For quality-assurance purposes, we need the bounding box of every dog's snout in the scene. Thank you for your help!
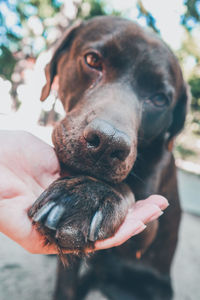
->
[83,119,131,162]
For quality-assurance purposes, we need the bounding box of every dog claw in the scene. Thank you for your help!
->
[88,211,103,242]
[32,202,56,222]
[45,204,66,230]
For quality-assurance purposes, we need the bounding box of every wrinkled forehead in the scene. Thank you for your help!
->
[73,18,177,76]
[74,19,164,56]
[71,18,179,94]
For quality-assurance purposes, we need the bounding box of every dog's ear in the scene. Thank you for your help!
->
[167,82,190,147]
[40,21,83,101]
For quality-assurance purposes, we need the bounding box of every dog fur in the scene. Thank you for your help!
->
[29,16,189,300]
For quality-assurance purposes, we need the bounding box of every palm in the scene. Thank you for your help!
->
[0,131,168,254]
[0,131,60,253]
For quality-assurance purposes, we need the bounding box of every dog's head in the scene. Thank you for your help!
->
[41,16,189,183]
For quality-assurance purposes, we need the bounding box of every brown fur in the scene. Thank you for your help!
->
[29,16,189,299]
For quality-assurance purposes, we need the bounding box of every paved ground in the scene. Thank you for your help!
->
[0,212,200,300]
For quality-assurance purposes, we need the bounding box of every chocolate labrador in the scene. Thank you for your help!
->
[29,16,189,299]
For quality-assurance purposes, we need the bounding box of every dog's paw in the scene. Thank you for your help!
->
[28,176,133,252]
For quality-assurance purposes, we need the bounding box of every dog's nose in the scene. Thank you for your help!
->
[83,119,131,162]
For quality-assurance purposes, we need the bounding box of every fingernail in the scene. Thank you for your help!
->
[133,224,147,235]
[162,202,169,210]
[148,210,163,222]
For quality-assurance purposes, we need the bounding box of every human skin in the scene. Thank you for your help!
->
[0,130,168,254]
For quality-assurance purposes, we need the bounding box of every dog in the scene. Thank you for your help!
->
[29,16,189,300]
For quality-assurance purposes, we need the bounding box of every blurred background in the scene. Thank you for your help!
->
[0,0,200,167]
[0,0,200,300]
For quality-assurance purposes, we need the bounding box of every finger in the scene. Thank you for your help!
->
[94,220,146,250]
[127,194,169,224]
[135,195,169,211]
[127,203,162,224]
[21,227,61,255]
[94,195,168,251]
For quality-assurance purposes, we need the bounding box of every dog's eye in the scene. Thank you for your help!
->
[150,94,169,107]
[85,53,102,70]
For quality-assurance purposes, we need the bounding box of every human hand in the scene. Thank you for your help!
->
[0,130,168,254]
[0,130,60,253]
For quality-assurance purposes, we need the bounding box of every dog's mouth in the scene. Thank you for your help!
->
[52,123,137,184]
[57,155,133,184]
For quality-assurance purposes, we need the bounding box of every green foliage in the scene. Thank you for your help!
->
[77,0,120,19]
[175,144,197,159]
[182,0,200,30]
[178,1,200,111]
[77,0,106,18]
[0,0,120,81]
[137,0,159,33]
[30,0,61,19]
[0,0,61,80]
[189,76,200,110]
[1,0,200,114]
[0,46,16,80]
